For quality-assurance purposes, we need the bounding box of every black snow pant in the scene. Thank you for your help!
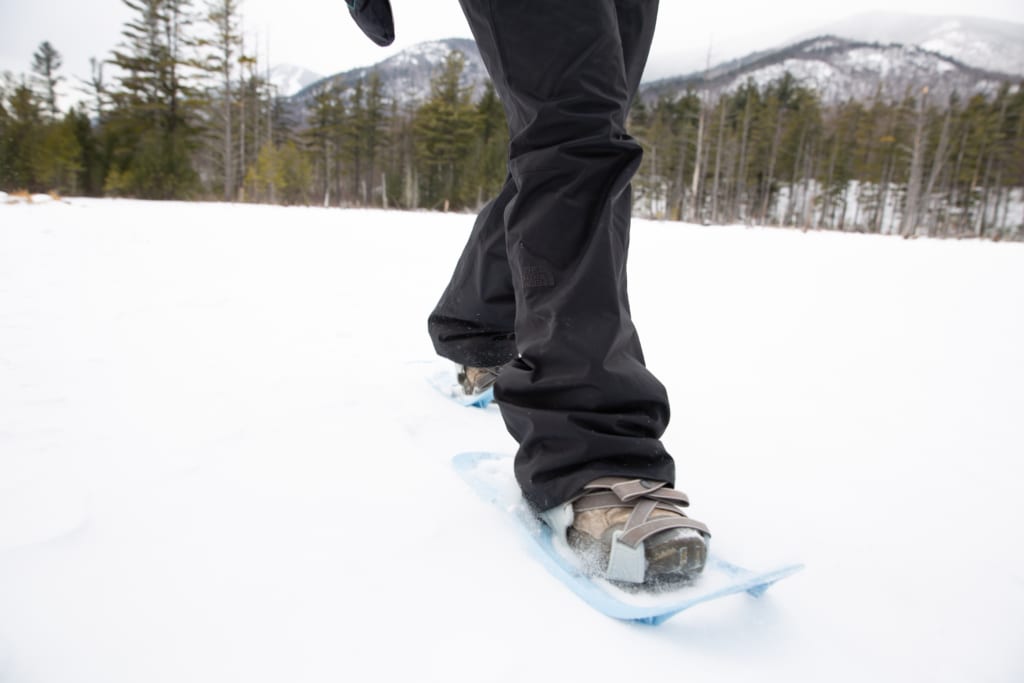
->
[428,0,674,510]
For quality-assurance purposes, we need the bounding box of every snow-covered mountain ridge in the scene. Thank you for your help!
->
[291,38,486,107]
[284,14,1021,118]
[641,35,1015,104]
[795,13,1024,76]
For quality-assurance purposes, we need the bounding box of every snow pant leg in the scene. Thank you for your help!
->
[429,0,660,371]
[458,0,674,510]
[427,176,518,368]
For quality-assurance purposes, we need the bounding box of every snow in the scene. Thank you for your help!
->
[1,198,1023,682]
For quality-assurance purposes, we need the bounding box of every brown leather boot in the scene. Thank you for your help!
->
[545,477,710,587]
[457,365,501,396]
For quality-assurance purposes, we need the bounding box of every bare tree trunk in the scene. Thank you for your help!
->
[735,94,753,223]
[822,126,840,229]
[922,106,952,237]
[949,126,970,237]
[209,0,241,201]
[690,98,706,223]
[404,160,418,210]
[803,141,817,229]
[674,125,689,221]
[784,129,807,227]
[710,97,726,223]
[759,115,784,225]
[900,88,929,236]
[838,182,849,231]
[875,159,894,233]
[976,153,995,238]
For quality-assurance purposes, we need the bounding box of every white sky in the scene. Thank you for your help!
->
[2,0,1024,89]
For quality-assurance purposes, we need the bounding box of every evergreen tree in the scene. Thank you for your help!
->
[0,78,44,190]
[244,140,311,205]
[304,85,345,205]
[360,72,387,206]
[468,81,508,208]
[31,42,63,120]
[85,57,107,120]
[413,51,479,210]
[68,107,104,196]
[33,111,84,194]
[106,0,201,198]
[339,73,389,205]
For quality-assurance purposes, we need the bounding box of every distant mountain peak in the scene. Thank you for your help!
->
[793,12,1024,75]
[270,64,324,97]
[641,33,1016,105]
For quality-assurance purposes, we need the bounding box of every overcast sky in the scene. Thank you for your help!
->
[2,0,1024,89]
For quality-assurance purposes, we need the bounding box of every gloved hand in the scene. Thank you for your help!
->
[346,0,395,47]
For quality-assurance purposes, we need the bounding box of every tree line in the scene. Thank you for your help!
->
[0,0,508,211]
[631,74,1024,239]
[1,0,1021,239]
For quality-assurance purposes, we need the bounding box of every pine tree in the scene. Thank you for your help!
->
[244,140,311,205]
[33,111,84,194]
[31,42,63,119]
[0,78,44,190]
[469,81,509,208]
[413,51,479,210]
[84,57,107,121]
[304,85,345,205]
[68,107,104,195]
[106,0,201,198]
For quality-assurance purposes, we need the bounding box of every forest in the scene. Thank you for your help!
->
[1,0,1022,239]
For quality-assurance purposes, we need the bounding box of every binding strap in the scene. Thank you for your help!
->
[573,478,710,550]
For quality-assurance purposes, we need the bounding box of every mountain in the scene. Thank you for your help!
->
[794,12,1024,76]
[269,64,324,98]
[283,19,1021,120]
[639,36,1017,105]
[290,38,486,109]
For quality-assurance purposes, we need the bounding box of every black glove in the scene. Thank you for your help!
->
[346,0,395,47]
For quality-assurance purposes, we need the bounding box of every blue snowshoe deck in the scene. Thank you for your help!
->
[454,452,803,625]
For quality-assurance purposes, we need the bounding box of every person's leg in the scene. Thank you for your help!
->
[428,1,657,374]
[458,0,673,511]
[428,176,518,369]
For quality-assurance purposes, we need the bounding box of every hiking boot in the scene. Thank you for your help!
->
[457,365,501,396]
[542,477,710,588]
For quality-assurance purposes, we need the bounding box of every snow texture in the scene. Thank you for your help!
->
[1,199,1023,682]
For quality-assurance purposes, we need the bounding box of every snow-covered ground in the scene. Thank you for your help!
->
[1,198,1022,682]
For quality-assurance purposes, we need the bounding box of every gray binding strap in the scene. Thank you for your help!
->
[625,498,657,532]
[618,516,711,548]
[607,530,646,583]
[572,491,632,512]
[609,479,666,502]
[582,477,690,507]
